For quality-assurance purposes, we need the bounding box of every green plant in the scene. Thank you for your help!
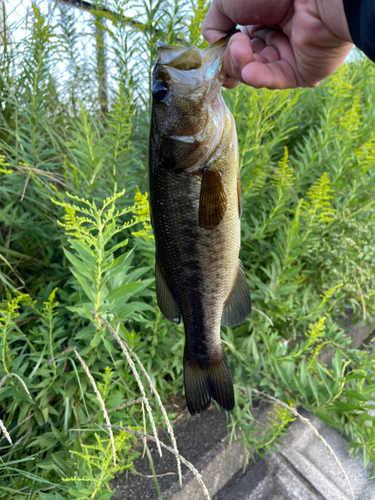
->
[40,431,133,500]
[221,57,375,470]
[1,2,375,498]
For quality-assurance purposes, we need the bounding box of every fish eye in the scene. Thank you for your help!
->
[152,81,169,103]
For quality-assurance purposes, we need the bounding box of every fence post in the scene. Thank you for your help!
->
[0,0,8,45]
[95,14,108,114]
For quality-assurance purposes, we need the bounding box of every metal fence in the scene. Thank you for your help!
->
[1,0,153,113]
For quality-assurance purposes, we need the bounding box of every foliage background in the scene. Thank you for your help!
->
[1,0,375,498]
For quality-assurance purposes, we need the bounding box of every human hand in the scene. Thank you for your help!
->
[202,0,354,89]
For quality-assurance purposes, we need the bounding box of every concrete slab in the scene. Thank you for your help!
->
[112,405,236,500]
[113,322,375,500]
[216,412,375,500]
[216,454,323,500]
[113,403,375,500]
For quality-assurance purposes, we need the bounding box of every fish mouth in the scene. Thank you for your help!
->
[155,29,238,78]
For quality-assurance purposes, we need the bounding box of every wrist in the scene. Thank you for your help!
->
[314,0,353,43]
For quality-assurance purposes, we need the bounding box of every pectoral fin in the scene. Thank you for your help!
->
[199,169,227,230]
[221,260,251,327]
[155,260,181,324]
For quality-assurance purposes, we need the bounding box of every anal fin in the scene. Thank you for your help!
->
[155,260,181,324]
[221,259,251,327]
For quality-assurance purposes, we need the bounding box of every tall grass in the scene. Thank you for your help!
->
[0,1,375,498]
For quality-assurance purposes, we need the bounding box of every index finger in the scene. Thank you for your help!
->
[202,0,292,44]
[201,4,237,44]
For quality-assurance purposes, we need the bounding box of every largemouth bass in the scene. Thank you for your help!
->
[149,33,251,415]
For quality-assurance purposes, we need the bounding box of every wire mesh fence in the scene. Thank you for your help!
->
[1,0,203,117]
[1,0,192,114]
[0,0,205,208]
[0,0,205,202]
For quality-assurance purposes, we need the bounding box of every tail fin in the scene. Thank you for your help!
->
[183,346,234,416]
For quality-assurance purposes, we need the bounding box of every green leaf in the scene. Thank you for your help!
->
[108,239,129,254]
[106,247,135,272]
[347,442,364,449]
[344,389,368,402]
[42,407,49,423]
[68,488,91,498]
[126,266,152,283]
[274,362,289,387]
[105,282,144,302]
[39,493,61,500]
[112,302,154,318]
[102,336,112,352]
[63,248,95,281]
[90,331,101,348]
[332,348,342,381]
[363,449,370,469]
[4,467,57,485]
[68,239,96,264]
[250,334,259,364]
[35,410,45,427]
[52,453,74,478]
[300,359,307,387]
[70,269,95,302]
[51,425,65,445]
[275,284,299,296]
[317,364,333,398]
[307,371,320,405]
[312,408,341,429]
[105,265,132,280]
[293,375,307,400]
[67,305,94,318]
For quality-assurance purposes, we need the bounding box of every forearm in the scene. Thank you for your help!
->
[314,0,352,43]
[316,0,375,62]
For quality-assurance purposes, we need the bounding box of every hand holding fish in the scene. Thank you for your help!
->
[202,0,353,90]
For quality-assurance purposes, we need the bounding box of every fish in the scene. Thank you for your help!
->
[149,32,251,415]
